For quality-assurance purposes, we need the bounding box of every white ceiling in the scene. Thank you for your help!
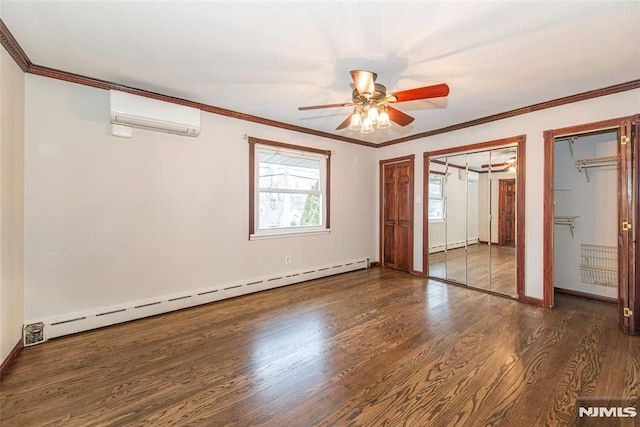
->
[1,1,639,145]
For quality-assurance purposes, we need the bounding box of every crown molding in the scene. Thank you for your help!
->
[0,19,31,72]
[27,65,376,148]
[0,18,638,149]
[378,79,640,147]
[0,19,374,148]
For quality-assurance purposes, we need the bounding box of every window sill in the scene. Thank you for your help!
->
[250,229,331,241]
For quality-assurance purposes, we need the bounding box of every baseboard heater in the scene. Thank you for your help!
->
[428,238,480,253]
[24,258,369,344]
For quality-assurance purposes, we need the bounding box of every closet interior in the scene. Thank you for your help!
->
[553,131,618,301]
[427,146,518,297]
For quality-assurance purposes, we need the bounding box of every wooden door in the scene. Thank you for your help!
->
[381,156,414,272]
[619,117,638,335]
[633,117,639,335]
[498,179,516,247]
[383,164,398,267]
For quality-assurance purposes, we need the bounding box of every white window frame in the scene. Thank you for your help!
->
[249,137,331,240]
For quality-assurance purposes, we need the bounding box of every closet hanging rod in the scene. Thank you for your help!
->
[575,155,620,183]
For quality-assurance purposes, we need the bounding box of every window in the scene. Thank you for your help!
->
[249,137,331,239]
[428,174,444,221]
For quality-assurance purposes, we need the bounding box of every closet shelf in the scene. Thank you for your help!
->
[575,156,620,183]
[554,215,578,238]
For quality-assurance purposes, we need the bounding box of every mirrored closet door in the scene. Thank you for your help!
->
[426,145,518,297]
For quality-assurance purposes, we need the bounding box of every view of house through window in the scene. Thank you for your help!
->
[258,150,322,228]
[249,138,330,239]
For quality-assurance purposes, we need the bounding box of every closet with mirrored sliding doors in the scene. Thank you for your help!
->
[423,136,525,300]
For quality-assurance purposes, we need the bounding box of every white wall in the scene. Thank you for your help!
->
[23,75,376,321]
[376,88,640,299]
[0,47,25,363]
[14,73,640,326]
[553,131,618,298]
[467,174,479,243]
[478,174,489,242]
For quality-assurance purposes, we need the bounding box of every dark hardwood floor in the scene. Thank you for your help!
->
[1,268,638,426]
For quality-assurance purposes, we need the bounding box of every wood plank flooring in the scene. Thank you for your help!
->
[1,268,638,426]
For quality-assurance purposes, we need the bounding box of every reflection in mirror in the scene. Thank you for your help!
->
[427,160,447,280]
[445,154,468,284]
[467,151,491,291]
[426,144,519,298]
[489,148,517,296]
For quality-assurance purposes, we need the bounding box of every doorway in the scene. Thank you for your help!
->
[498,179,516,247]
[543,115,639,335]
[380,155,414,273]
[553,131,618,302]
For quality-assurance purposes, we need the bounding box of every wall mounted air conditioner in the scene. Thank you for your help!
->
[110,90,201,137]
[458,169,479,182]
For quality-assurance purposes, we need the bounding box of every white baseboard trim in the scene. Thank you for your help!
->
[28,257,369,342]
[428,238,480,253]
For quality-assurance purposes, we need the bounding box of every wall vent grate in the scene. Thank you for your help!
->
[134,302,162,309]
[50,317,86,326]
[96,309,127,317]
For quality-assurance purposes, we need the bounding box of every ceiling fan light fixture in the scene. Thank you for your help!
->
[360,116,375,134]
[349,110,363,131]
[367,105,379,124]
[377,107,391,129]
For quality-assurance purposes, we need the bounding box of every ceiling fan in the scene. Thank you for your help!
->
[481,156,517,172]
[298,70,449,133]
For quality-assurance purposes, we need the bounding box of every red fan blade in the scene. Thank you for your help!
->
[389,83,449,103]
[336,114,352,130]
[387,106,415,126]
[350,70,376,98]
[298,102,352,111]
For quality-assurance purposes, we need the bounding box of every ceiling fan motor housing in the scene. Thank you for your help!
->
[352,83,389,107]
